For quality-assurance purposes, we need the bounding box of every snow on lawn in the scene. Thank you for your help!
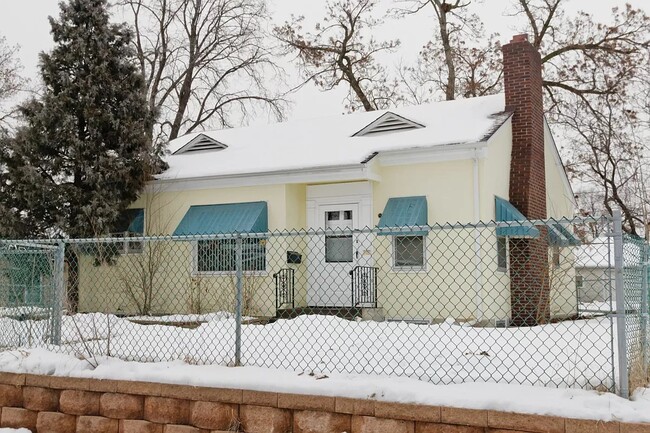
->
[0,348,649,424]
[0,313,616,390]
[127,312,243,324]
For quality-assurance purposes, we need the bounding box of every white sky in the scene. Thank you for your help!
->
[0,0,646,126]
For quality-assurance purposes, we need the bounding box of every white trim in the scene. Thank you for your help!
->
[151,164,381,192]
[306,182,373,230]
[378,142,488,166]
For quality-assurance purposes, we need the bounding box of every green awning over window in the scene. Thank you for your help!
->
[495,196,540,238]
[548,223,581,247]
[114,209,144,234]
[173,201,268,236]
[378,196,428,236]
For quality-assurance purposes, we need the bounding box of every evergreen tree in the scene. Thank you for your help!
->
[0,0,164,310]
[1,0,159,239]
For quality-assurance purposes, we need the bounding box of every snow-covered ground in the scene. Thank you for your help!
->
[0,429,31,433]
[0,347,648,424]
[0,312,616,390]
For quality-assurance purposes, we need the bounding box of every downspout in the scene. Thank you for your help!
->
[473,151,485,322]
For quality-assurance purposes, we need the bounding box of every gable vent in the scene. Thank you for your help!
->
[174,134,228,154]
[353,112,425,137]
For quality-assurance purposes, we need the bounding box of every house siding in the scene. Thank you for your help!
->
[76,118,576,322]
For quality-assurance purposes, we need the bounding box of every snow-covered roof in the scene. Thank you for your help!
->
[160,94,511,181]
[575,235,644,268]
[575,237,614,268]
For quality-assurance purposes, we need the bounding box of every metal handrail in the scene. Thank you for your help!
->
[350,265,378,308]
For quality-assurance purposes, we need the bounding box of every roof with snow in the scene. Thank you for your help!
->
[160,94,511,181]
[575,236,644,268]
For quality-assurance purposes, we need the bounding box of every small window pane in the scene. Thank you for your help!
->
[552,246,560,268]
[575,275,584,290]
[325,235,353,263]
[497,237,507,270]
[327,211,340,221]
[394,236,424,268]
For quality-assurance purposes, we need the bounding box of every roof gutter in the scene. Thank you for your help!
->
[148,163,381,192]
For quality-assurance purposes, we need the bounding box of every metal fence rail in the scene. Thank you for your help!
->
[0,214,648,396]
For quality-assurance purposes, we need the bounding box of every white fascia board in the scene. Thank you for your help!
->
[149,164,381,192]
[378,141,488,166]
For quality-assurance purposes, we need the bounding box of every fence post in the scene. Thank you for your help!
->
[641,241,649,375]
[234,235,243,367]
[50,241,65,345]
[613,209,629,398]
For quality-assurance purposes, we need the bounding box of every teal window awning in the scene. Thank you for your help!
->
[114,209,144,234]
[495,196,540,238]
[548,223,581,247]
[173,201,268,236]
[377,196,428,236]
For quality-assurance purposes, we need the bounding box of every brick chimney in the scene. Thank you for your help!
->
[502,34,550,326]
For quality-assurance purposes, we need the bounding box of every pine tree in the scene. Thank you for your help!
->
[1,0,159,238]
[0,0,163,310]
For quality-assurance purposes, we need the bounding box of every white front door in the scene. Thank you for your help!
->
[308,204,359,306]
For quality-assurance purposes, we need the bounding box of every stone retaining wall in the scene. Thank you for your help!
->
[0,372,647,433]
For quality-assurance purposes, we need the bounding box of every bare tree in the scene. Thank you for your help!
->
[562,95,646,235]
[0,36,23,129]
[399,32,502,104]
[395,0,484,101]
[120,0,286,142]
[274,0,401,112]
[513,1,649,117]
[513,1,650,232]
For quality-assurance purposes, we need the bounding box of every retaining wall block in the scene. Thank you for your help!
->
[23,386,59,412]
[36,411,77,433]
[240,404,292,433]
[118,419,164,433]
[0,407,38,431]
[144,396,190,425]
[101,393,145,419]
[77,415,119,433]
[293,410,351,433]
[60,389,101,415]
[189,400,238,430]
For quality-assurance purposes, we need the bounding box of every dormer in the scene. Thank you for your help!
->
[173,133,228,154]
[353,112,425,137]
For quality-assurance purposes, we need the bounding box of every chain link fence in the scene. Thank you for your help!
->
[0,213,648,397]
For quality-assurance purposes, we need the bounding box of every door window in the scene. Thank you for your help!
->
[325,209,353,263]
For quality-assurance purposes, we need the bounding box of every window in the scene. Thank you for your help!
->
[552,246,560,268]
[496,237,507,271]
[111,208,145,254]
[325,236,353,263]
[196,238,266,273]
[394,235,425,269]
[110,232,144,254]
[325,209,354,263]
[575,275,584,290]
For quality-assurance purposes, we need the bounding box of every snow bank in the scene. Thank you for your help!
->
[0,348,648,424]
[0,313,616,389]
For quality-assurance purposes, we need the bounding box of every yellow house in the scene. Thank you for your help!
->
[78,35,577,326]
